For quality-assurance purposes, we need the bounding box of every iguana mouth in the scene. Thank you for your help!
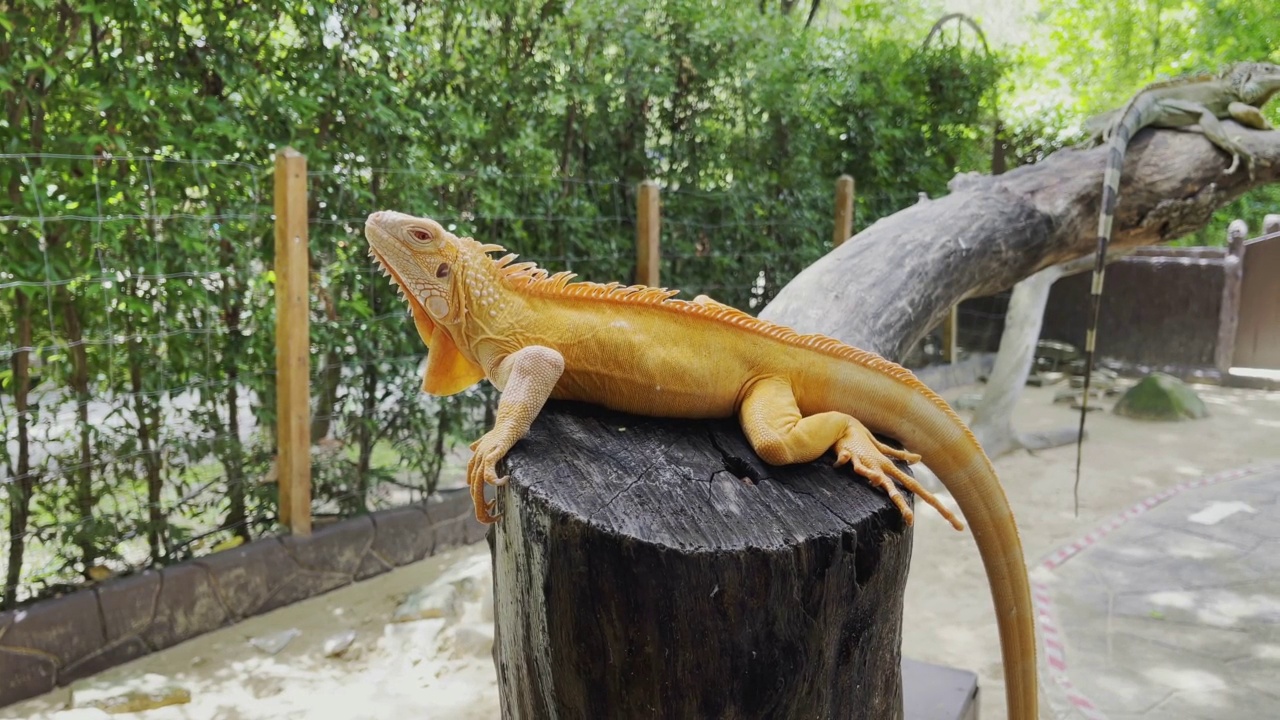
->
[367,244,425,320]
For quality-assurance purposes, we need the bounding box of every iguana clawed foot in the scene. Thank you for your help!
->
[1222,147,1263,180]
[833,419,964,531]
[467,434,509,523]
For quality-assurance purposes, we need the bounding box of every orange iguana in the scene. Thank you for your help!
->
[364,210,1037,720]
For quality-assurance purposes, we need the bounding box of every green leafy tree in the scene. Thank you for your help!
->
[0,0,1001,603]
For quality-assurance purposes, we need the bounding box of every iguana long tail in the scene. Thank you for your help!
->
[1075,77,1184,512]
[1076,100,1135,513]
[835,360,1037,720]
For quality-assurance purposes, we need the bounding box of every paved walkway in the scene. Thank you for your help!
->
[1034,464,1280,719]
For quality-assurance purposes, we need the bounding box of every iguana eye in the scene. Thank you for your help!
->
[409,227,434,243]
[435,263,450,279]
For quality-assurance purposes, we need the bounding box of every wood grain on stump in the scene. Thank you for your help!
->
[488,400,915,720]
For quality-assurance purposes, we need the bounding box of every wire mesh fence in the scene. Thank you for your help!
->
[2,153,277,606]
[0,151,986,608]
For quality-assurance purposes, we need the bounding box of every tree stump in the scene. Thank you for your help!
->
[488,400,915,720]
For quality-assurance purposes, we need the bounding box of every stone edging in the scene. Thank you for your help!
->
[0,489,485,709]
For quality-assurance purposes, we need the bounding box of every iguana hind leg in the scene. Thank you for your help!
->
[467,345,565,523]
[738,375,962,530]
[1228,101,1273,130]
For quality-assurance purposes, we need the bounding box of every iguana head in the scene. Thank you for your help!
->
[365,210,492,396]
[364,210,464,337]
[1227,62,1280,106]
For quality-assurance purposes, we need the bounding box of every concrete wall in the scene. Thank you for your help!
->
[1041,250,1226,376]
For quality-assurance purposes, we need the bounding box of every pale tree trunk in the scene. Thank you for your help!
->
[969,251,1134,457]
[969,264,1065,456]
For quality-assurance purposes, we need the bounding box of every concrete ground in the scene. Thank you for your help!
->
[4,381,1279,720]
[1039,464,1280,719]
[907,381,1280,720]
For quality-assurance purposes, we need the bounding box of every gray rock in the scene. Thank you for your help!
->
[450,624,495,659]
[393,583,461,623]
[1068,368,1118,390]
[50,710,112,720]
[1035,339,1080,371]
[323,629,358,657]
[1026,371,1065,387]
[248,627,301,655]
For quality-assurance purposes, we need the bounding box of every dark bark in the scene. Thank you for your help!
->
[220,229,248,542]
[4,290,36,609]
[760,123,1280,358]
[491,402,913,720]
[311,263,343,445]
[57,286,97,573]
[127,324,165,563]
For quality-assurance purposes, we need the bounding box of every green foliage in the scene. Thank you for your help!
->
[0,0,1001,605]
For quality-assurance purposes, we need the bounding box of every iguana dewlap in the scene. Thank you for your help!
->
[364,210,1038,720]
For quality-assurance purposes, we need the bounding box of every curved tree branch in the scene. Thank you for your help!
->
[760,124,1280,359]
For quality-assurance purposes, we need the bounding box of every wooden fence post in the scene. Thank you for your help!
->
[833,175,855,247]
[636,180,661,287]
[274,147,312,536]
[1214,219,1248,375]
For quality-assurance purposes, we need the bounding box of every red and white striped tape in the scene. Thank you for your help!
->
[1031,462,1280,719]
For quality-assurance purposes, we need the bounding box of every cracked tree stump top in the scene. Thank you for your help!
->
[488,400,915,719]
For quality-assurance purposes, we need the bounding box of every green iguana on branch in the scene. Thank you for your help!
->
[1075,61,1280,507]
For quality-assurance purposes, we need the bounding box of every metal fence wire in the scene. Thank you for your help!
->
[0,153,984,608]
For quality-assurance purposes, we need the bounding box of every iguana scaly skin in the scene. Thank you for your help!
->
[1075,61,1280,504]
[365,210,1038,720]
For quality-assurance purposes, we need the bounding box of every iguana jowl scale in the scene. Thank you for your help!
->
[364,210,1038,720]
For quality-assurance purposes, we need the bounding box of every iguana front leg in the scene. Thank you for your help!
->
[1161,99,1260,177]
[1229,101,1273,130]
[467,345,565,523]
[738,375,964,530]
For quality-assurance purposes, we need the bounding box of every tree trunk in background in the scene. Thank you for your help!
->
[969,251,1136,457]
[127,325,165,563]
[311,285,342,444]
[969,265,1065,456]
[58,286,98,574]
[220,234,248,541]
[4,291,36,609]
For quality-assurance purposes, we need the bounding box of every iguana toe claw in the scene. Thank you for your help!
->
[852,459,916,526]
[467,436,510,522]
[872,439,922,465]
[833,421,963,531]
